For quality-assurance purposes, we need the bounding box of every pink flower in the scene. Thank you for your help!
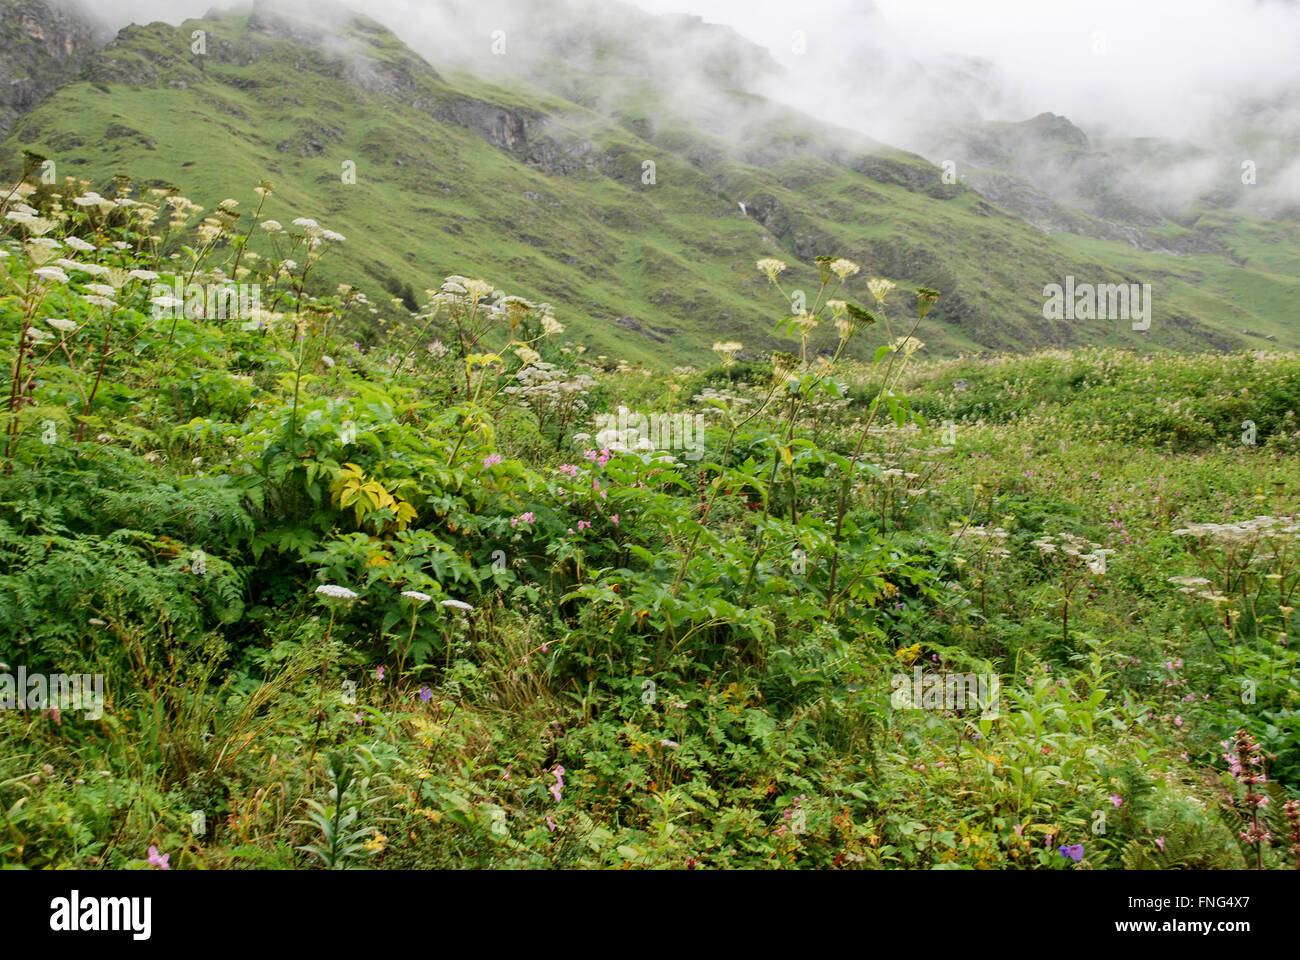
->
[559,464,579,477]
[482,454,502,468]
[375,665,385,681]
[549,765,565,803]
[1155,837,1165,852]
[611,514,619,526]
[1110,795,1123,808]
[147,846,170,870]
[1174,715,1183,727]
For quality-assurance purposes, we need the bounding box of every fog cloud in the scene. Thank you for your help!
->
[62,0,1300,211]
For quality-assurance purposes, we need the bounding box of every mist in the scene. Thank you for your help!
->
[57,0,1300,213]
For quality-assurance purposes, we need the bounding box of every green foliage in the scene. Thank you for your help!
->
[0,168,1293,873]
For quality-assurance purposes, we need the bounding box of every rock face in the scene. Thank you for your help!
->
[0,0,109,136]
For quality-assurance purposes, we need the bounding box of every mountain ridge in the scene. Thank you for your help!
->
[4,0,1298,363]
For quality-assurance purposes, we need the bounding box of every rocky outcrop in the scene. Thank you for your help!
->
[0,0,109,136]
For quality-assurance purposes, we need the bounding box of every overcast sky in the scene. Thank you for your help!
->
[80,0,1300,141]
[629,0,1300,137]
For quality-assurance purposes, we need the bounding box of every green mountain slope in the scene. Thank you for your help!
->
[4,0,1297,364]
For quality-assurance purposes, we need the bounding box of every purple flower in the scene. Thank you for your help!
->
[419,685,432,702]
[1058,844,1084,862]
[147,845,170,870]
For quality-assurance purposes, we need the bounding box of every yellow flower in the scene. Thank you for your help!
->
[896,642,922,665]
[712,341,743,367]
[867,278,895,303]
[830,258,860,281]
[891,335,924,356]
[464,279,494,302]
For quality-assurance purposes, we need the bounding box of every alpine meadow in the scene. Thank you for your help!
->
[4,0,1300,900]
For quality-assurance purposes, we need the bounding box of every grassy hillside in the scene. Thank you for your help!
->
[5,4,1299,367]
[3,171,1298,867]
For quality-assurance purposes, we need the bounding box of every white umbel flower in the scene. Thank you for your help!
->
[34,266,69,284]
[315,584,358,601]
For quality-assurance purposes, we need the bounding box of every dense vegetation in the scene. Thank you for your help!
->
[6,5,1300,367]
[3,170,1300,870]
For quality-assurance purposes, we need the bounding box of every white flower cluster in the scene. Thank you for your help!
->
[502,362,596,412]
[1172,516,1300,544]
[315,584,358,601]
[1031,533,1114,574]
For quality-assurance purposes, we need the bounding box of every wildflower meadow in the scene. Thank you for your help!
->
[2,165,1299,883]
